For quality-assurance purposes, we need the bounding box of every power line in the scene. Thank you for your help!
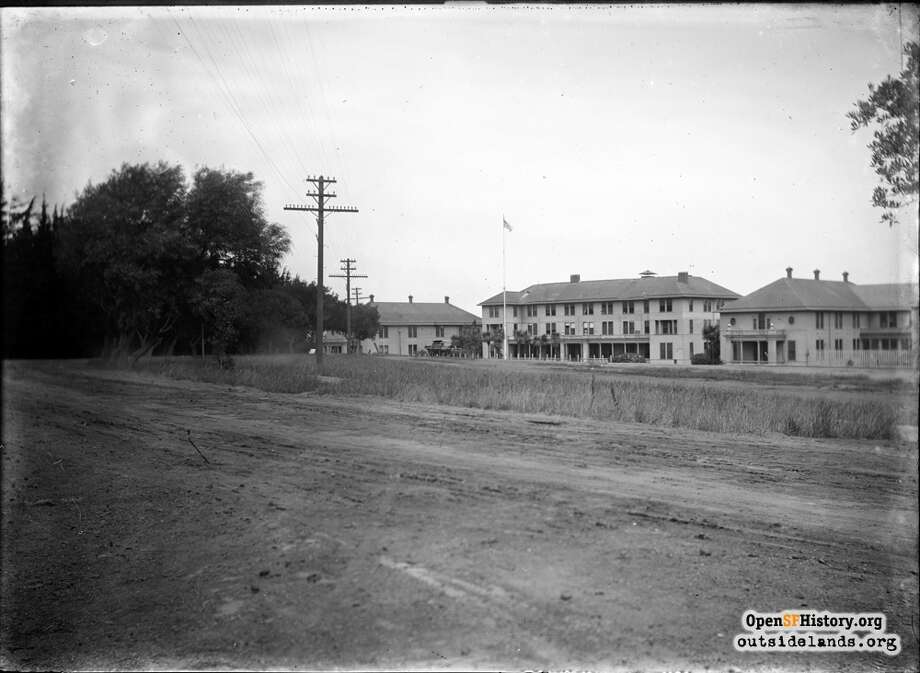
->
[168,8,300,200]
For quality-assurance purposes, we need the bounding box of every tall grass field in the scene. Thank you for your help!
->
[125,354,914,440]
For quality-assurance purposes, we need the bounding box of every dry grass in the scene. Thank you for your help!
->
[127,354,908,440]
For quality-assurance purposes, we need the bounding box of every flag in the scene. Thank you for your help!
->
[503,217,513,232]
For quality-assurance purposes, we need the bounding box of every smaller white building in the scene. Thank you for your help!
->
[364,295,481,356]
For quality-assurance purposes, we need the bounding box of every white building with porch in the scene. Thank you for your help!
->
[719,268,918,369]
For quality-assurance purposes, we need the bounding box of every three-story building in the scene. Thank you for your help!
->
[479,271,739,363]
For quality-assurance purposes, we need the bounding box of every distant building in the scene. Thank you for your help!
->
[479,271,739,364]
[719,268,919,368]
[365,295,481,356]
[322,331,348,354]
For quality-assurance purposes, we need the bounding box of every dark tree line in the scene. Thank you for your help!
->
[2,162,378,360]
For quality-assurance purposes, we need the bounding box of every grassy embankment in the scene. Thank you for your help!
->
[123,354,915,440]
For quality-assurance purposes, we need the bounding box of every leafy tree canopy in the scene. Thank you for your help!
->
[848,41,919,226]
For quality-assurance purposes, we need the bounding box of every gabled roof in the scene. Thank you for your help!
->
[370,301,481,326]
[479,275,739,306]
[721,278,919,313]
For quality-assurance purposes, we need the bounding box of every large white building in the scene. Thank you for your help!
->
[479,271,739,364]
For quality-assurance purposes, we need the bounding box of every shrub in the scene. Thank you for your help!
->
[610,353,647,363]
[691,354,721,365]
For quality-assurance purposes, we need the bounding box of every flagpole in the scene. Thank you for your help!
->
[502,215,508,360]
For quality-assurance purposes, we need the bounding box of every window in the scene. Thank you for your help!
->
[582,303,594,315]
[834,338,843,351]
[815,312,824,329]
[488,306,499,318]
[513,323,518,333]
[564,322,576,335]
[526,305,538,317]
[689,299,694,312]
[815,339,825,351]
[789,316,795,325]
[834,312,844,329]
[659,298,673,312]
[644,320,650,334]
[880,311,897,328]
[601,301,615,315]
[564,304,576,316]
[545,305,556,316]
[623,301,635,314]
[655,320,678,335]
[622,321,635,335]
[703,300,713,312]
[756,313,766,330]
[545,322,557,335]
[380,344,389,354]
[583,322,595,335]
[852,338,860,350]
[689,319,694,334]
[690,342,695,357]
[526,323,536,336]
[659,342,673,360]
[435,326,445,338]
[378,326,389,339]
[729,317,736,326]
[602,321,615,335]
[408,344,418,356]
[513,306,519,318]
[852,313,860,328]
[408,326,418,338]
[788,341,796,361]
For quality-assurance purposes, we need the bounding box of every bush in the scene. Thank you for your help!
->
[691,354,722,365]
[610,353,647,363]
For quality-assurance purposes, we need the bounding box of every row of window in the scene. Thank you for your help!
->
[486,299,726,319]
[816,338,911,351]
[491,319,701,337]
[377,326,446,339]
[731,311,903,331]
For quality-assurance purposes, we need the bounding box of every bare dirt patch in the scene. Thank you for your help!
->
[2,361,917,671]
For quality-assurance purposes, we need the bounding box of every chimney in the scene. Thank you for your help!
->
[786,267,793,279]
[570,274,580,283]
[369,294,375,303]
[813,269,820,280]
[677,271,689,283]
[408,295,413,304]
[842,271,849,283]
[444,296,450,304]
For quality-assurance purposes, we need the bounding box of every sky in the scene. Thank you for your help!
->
[2,4,918,316]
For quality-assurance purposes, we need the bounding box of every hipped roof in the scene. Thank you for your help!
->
[370,301,481,326]
[479,275,739,306]
[721,278,919,313]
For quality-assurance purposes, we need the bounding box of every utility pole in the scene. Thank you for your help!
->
[329,258,367,353]
[352,287,363,305]
[284,176,358,368]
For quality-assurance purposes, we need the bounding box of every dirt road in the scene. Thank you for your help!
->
[2,361,917,671]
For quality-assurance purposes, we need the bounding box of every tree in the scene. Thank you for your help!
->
[703,322,721,362]
[451,322,483,357]
[848,41,919,226]
[187,167,290,287]
[59,162,193,360]
[191,268,248,360]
